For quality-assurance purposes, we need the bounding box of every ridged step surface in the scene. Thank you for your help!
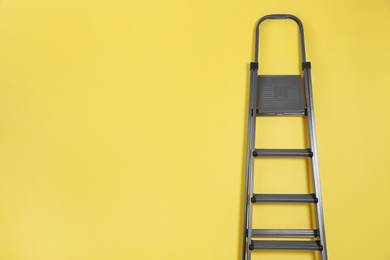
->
[257,75,305,115]
[250,240,323,251]
[253,149,313,158]
[252,194,318,203]
[257,110,306,117]
[251,229,319,238]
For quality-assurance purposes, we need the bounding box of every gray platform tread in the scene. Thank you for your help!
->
[251,229,319,238]
[253,149,312,157]
[252,194,318,203]
[257,75,305,114]
[257,111,306,117]
[251,240,323,251]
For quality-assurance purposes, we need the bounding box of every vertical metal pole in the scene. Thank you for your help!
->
[246,67,258,260]
[303,66,328,260]
[241,66,257,260]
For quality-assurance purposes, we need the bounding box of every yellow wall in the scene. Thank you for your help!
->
[0,0,389,259]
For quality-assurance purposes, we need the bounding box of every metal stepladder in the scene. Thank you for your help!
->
[241,15,328,259]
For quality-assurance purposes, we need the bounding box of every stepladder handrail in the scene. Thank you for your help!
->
[254,14,306,63]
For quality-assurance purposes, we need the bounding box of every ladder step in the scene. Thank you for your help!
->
[252,194,318,203]
[250,240,323,251]
[253,149,312,157]
[257,75,305,115]
[257,110,306,117]
[251,229,319,238]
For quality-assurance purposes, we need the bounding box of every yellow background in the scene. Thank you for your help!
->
[0,0,389,259]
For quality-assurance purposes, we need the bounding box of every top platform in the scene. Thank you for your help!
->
[257,75,306,116]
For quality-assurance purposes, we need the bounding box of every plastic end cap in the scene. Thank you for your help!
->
[250,62,258,71]
[249,243,254,250]
[252,150,258,157]
[251,196,256,203]
[302,62,311,70]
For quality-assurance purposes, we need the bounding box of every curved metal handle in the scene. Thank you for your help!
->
[263,14,292,20]
[254,14,306,63]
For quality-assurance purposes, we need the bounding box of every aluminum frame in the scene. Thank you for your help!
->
[241,14,328,260]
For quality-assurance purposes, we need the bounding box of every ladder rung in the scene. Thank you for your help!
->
[251,229,319,238]
[250,240,323,251]
[257,111,306,117]
[252,194,318,203]
[253,149,313,157]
